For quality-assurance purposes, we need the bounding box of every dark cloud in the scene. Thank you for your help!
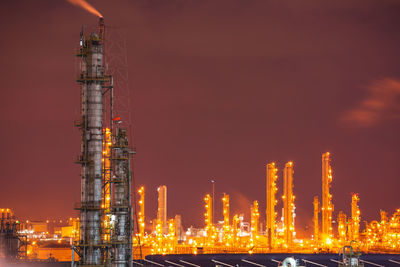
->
[341,79,400,127]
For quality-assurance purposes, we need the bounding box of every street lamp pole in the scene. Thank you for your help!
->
[211,179,215,225]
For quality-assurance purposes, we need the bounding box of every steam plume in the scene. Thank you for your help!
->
[67,0,103,17]
[341,78,400,127]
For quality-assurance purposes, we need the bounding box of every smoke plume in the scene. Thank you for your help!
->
[67,0,103,17]
[341,78,400,127]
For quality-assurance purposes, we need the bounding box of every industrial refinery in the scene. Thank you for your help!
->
[2,0,400,266]
[3,146,400,263]
[131,153,400,256]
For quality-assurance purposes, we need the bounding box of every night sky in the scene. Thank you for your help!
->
[1,0,400,235]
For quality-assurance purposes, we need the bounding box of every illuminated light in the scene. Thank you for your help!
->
[325,237,332,245]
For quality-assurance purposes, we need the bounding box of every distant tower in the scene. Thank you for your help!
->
[232,214,240,247]
[283,162,295,247]
[251,201,260,238]
[167,219,177,250]
[266,162,278,249]
[138,186,145,239]
[321,152,334,240]
[313,196,319,242]
[337,211,347,244]
[174,215,183,242]
[351,194,360,241]
[380,210,388,239]
[76,18,108,265]
[157,186,167,234]
[204,194,216,245]
[222,194,231,243]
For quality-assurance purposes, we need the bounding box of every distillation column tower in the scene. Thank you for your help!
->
[111,126,133,266]
[313,196,319,242]
[157,186,167,234]
[351,194,360,242]
[251,201,260,239]
[222,194,231,244]
[337,211,347,244]
[75,18,133,267]
[266,162,278,249]
[138,186,145,240]
[283,162,295,246]
[321,152,334,241]
[204,194,216,245]
[76,18,107,266]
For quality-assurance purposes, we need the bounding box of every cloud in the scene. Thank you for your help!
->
[340,78,400,127]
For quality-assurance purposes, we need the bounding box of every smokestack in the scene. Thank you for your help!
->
[98,17,105,41]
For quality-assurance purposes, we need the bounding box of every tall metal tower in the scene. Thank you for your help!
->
[266,162,278,249]
[321,152,334,240]
[204,194,216,245]
[157,186,167,234]
[111,126,133,266]
[351,194,360,242]
[138,186,145,239]
[75,17,108,265]
[313,196,319,242]
[222,193,231,243]
[283,161,295,247]
[75,18,133,267]
[337,211,347,244]
[251,201,260,239]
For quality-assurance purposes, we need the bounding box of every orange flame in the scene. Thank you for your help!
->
[67,0,103,18]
